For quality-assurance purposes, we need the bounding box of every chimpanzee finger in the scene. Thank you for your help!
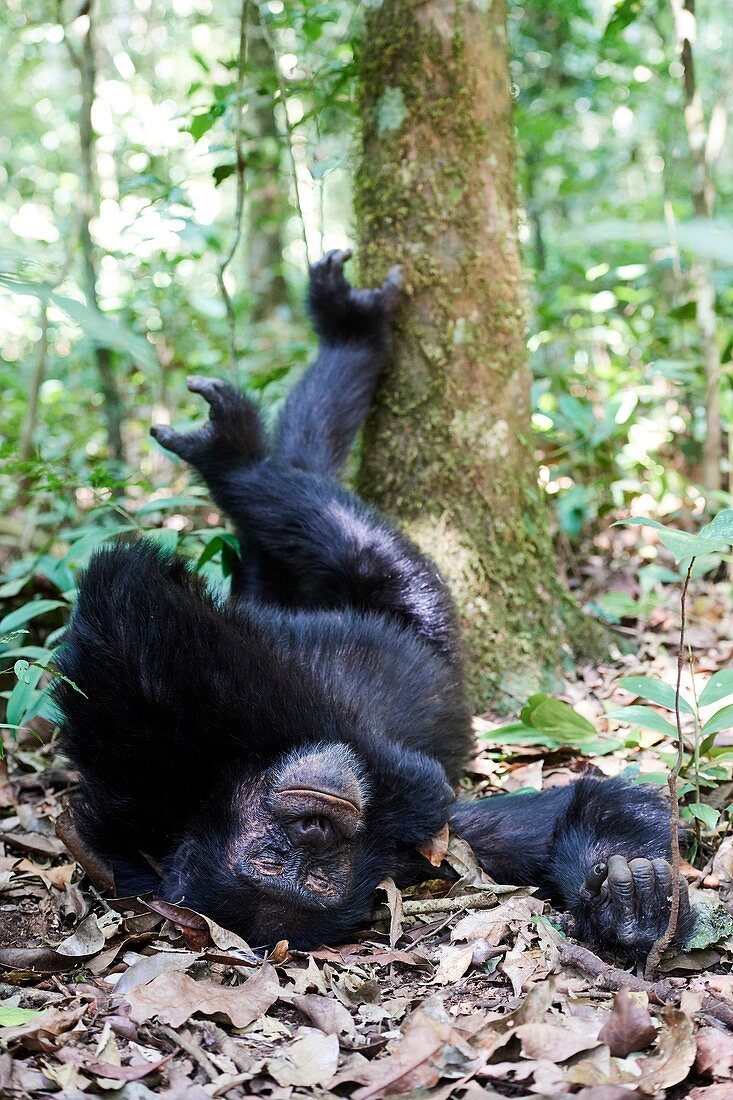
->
[651,857,673,902]
[187,375,239,419]
[580,861,608,899]
[629,857,656,899]
[150,424,195,460]
[607,854,636,931]
[677,874,691,919]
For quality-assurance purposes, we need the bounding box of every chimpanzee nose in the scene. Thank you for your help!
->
[287,816,335,852]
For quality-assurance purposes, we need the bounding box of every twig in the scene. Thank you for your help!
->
[560,941,733,1029]
[158,1024,219,1082]
[687,645,702,855]
[644,559,695,979]
[217,0,249,383]
[256,2,312,263]
[376,888,501,919]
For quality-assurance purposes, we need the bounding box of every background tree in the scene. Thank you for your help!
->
[356,0,605,703]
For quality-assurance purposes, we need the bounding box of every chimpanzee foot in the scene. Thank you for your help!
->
[308,249,403,342]
[577,854,693,963]
[151,377,267,471]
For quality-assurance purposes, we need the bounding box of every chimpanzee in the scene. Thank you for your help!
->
[55,251,697,964]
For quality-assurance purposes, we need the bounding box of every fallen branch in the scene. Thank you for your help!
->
[560,941,733,1030]
[375,888,501,920]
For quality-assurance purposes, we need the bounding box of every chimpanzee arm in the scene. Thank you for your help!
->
[450,777,697,963]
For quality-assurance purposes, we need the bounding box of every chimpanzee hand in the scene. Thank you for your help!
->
[151,376,266,473]
[308,249,403,343]
[575,854,693,962]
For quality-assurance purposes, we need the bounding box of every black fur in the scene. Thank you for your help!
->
[55,251,696,962]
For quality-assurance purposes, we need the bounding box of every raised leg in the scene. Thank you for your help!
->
[275,249,403,477]
[450,777,698,963]
[151,290,459,661]
[190,459,461,661]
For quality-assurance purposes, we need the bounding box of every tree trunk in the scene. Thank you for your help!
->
[670,0,724,492]
[77,2,125,463]
[356,0,606,706]
[246,7,289,321]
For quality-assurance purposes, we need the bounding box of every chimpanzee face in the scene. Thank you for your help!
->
[163,743,378,948]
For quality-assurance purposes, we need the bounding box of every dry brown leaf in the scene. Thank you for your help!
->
[568,1006,696,1095]
[16,860,76,889]
[0,947,80,974]
[55,807,115,892]
[114,950,199,995]
[377,878,404,947]
[0,1005,87,1049]
[451,895,544,945]
[145,898,255,956]
[516,1021,600,1062]
[433,942,475,985]
[291,994,357,1044]
[470,976,554,1056]
[502,761,543,793]
[598,988,657,1057]
[3,832,66,858]
[688,1087,733,1100]
[57,1047,172,1082]
[417,823,450,867]
[268,939,289,963]
[350,995,475,1100]
[711,836,733,904]
[56,912,106,957]
[695,1027,733,1079]
[266,1028,339,1087]
[501,940,547,997]
[124,962,279,1028]
[444,833,493,886]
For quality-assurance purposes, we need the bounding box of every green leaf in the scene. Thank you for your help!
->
[0,600,66,634]
[479,722,562,747]
[188,103,225,141]
[702,704,733,736]
[213,162,237,186]
[614,509,733,564]
[605,705,678,736]
[136,495,207,516]
[0,1006,42,1027]
[141,528,179,552]
[630,771,669,787]
[685,802,720,829]
[603,0,643,40]
[618,676,693,715]
[195,533,241,571]
[699,670,733,708]
[6,664,44,726]
[520,693,597,743]
[478,723,621,755]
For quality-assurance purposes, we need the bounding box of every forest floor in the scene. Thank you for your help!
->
[1,548,733,1098]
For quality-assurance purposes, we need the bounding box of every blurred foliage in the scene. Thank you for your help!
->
[512,0,733,535]
[0,0,731,621]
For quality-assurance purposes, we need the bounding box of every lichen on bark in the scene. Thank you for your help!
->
[355,0,606,707]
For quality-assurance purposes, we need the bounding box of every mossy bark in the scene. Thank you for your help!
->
[355,0,606,708]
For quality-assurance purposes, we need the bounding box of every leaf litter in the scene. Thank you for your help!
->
[0,572,732,1096]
